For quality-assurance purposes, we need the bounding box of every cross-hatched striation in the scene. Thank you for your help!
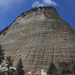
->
[0,6,75,69]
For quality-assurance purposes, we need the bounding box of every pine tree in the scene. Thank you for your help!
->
[72,63,75,71]
[47,62,57,75]
[16,58,24,75]
[0,45,5,64]
[59,62,71,74]
[5,56,14,75]
[6,56,13,67]
[72,63,75,74]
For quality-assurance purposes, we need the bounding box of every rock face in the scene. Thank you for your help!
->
[0,6,75,69]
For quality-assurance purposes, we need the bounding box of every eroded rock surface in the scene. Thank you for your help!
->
[0,6,75,68]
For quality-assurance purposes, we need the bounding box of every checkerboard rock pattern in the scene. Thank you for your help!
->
[0,6,75,69]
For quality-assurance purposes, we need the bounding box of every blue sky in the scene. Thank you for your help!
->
[0,0,75,31]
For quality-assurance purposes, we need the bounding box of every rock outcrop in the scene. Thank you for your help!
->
[0,6,75,69]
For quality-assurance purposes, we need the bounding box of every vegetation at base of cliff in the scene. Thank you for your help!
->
[47,62,57,75]
[15,58,24,75]
[0,45,5,64]
[0,55,75,75]
[47,62,74,75]
[5,56,14,75]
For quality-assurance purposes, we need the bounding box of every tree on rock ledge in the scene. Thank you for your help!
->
[16,58,24,75]
[0,45,5,64]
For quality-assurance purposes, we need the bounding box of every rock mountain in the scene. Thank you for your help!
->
[0,6,75,69]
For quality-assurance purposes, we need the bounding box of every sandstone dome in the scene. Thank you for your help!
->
[0,6,75,69]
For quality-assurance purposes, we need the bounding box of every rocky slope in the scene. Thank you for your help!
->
[0,6,75,68]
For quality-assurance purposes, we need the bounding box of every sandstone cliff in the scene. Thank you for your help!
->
[0,6,75,69]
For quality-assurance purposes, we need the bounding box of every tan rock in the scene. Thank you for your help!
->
[0,6,75,69]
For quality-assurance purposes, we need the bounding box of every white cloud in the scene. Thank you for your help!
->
[32,0,57,7]
[32,1,44,7]
[43,0,57,6]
